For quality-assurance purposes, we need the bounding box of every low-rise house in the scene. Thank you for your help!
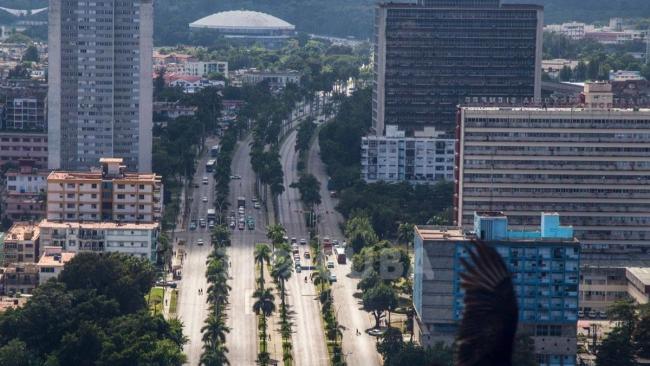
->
[37,247,76,285]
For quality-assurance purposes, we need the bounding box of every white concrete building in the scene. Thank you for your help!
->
[37,246,76,285]
[48,0,153,172]
[183,61,228,78]
[38,221,160,262]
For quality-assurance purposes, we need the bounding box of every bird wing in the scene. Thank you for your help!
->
[456,240,518,366]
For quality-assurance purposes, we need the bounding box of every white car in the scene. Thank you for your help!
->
[254,202,261,209]
[327,261,335,268]
[202,196,208,203]
[197,238,204,246]
[329,274,337,282]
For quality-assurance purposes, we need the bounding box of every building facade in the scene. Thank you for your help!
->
[373,0,543,137]
[37,246,76,285]
[38,221,159,261]
[3,97,46,131]
[48,0,153,172]
[414,212,579,366]
[183,61,228,78]
[2,160,47,221]
[0,131,47,168]
[239,69,301,89]
[46,158,163,224]
[361,134,455,183]
[456,84,650,264]
[1,263,39,295]
[2,223,39,266]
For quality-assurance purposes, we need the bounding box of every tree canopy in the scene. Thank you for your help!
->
[0,253,186,365]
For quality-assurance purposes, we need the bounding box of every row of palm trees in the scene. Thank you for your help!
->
[268,224,295,366]
[309,238,346,365]
[200,225,232,366]
[253,243,275,366]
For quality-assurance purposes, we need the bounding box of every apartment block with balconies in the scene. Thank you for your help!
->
[1,223,39,266]
[456,84,650,265]
[46,158,163,224]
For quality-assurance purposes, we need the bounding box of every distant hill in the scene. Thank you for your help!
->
[0,0,648,45]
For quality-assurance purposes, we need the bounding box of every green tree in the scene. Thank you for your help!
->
[265,224,286,250]
[362,282,398,329]
[607,299,638,330]
[211,225,231,247]
[201,314,230,347]
[0,339,38,366]
[596,327,636,366]
[574,61,588,81]
[254,244,272,289]
[200,343,230,366]
[58,253,156,314]
[271,256,293,308]
[345,214,378,253]
[290,174,322,209]
[22,45,39,62]
[558,65,573,81]
[252,288,275,365]
[377,327,404,364]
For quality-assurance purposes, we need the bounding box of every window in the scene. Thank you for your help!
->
[117,194,125,199]
[91,184,97,188]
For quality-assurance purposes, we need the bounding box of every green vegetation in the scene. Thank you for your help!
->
[319,87,372,191]
[595,299,650,365]
[147,287,165,315]
[377,331,453,366]
[200,225,232,365]
[169,289,179,316]
[543,32,650,81]
[253,243,275,365]
[0,253,187,365]
[268,226,295,366]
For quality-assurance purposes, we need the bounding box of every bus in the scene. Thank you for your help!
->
[206,159,217,173]
[210,145,220,158]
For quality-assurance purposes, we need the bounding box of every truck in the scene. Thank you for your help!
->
[336,247,346,264]
[210,145,221,158]
[207,209,216,221]
[322,236,332,254]
[237,196,246,208]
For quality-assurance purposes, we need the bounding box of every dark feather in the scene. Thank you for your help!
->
[456,240,518,366]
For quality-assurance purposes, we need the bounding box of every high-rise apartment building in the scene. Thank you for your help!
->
[45,158,163,224]
[373,0,542,137]
[456,83,650,264]
[48,0,153,172]
[414,212,579,366]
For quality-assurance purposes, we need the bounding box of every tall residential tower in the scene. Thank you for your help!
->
[48,0,153,172]
[373,0,543,137]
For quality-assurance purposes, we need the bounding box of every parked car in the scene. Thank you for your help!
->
[304,252,310,259]
[588,310,598,318]
[329,274,337,282]
[578,310,584,318]
[599,311,607,318]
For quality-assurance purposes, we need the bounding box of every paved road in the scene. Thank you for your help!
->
[308,136,383,366]
[226,135,267,365]
[176,137,219,366]
[278,130,330,366]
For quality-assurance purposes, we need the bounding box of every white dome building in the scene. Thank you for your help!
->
[189,10,296,47]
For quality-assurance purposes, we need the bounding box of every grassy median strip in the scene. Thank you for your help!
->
[146,287,164,315]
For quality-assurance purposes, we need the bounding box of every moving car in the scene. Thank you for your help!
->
[202,196,208,203]
[295,265,302,273]
[202,176,209,184]
[230,175,241,180]
[208,220,215,229]
[254,202,261,209]
[299,238,307,245]
[199,219,206,228]
[327,261,335,268]
[329,274,337,282]
[238,222,245,230]
[189,221,197,230]
[197,238,204,246]
[304,252,310,259]
[291,237,297,244]
[229,221,236,229]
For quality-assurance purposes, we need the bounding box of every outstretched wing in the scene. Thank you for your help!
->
[456,240,518,366]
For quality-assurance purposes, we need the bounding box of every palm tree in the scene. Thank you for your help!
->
[311,265,330,293]
[254,243,272,289]
[157,232,172,271]
[326,320,345,346]
[201,313,230,345]
[266,224,286,250]
[211,224,231,247]
[252,288,276,362]
[200,342,230,366]
[397,222,414,252]
[271,256,293,308]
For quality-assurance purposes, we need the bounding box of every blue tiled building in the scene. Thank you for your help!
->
[414,211,580,366]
